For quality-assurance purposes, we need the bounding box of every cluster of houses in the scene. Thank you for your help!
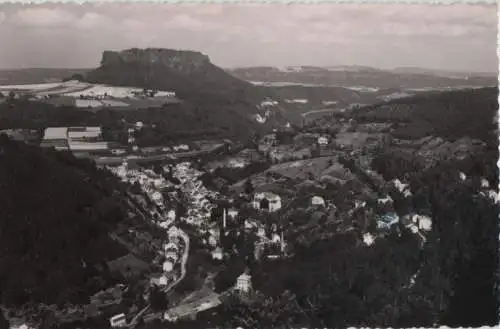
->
[168,162,221,227]
[109,160,167,210]
[150,226,185,289]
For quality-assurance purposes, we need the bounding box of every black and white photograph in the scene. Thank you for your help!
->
[0,1,498,329]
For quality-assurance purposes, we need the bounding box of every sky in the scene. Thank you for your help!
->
[0,2,497,72]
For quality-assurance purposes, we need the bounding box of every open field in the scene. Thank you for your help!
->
[266,156,339,180]
[0,81,179,110]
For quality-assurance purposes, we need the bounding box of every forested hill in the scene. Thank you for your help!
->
[350,87,498,146]
[0,135,127,308]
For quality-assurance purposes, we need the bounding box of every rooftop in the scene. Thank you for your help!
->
[43,127,68,140]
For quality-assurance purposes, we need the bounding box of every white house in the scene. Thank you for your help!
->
[481,178,490,188]
[317,136,329,145]
[151,192,163,202]
[212,246,223,260]
[159,275,169,286]
[227,208,239,219]
[253,192,282,212]
[208,234,218,247]
[459,172,467,181]
[393,179,409,192]
[257,226,266,238]
[413,215,432,232]
[163,261,174,272]
[109,313,127,328]
[311,196,325,207]
[408,224,419,234]
[163,312,178,322]
[235,272,252,294]
[255,114,267,124]
[166,209,176,221]
[377,195,394,205]
[354,200,366,209]
[260,100,278,107]
[363,233,375,246]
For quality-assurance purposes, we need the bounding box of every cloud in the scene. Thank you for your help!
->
[0,12,5,25]
[163,14,222,32]
[76,12,110,30]
[13,8,76,28]
[0,3,496,72]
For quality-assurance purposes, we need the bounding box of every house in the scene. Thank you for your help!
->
[208,235,218,247]
[318,136,329,145]
[109,313,127,328]
[412,214,433,232]
[257,226,266,238]
[376,212,400,230]
[235,271,252,294]
[354,200,366,209]
[151,275,169,286]
[163,261,174,272]
[227,208,239,219]
[167,209,176,221]
[377,195,393,205]
[363,233,375,246]
[166,251,178,263]
[311,196,325,207]
[459,172,467,181]
[253,192,282,212]
[212,246,223,260]
[151,192,163,203]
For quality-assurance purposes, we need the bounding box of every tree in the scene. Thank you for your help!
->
[0,310,8,329]
[218,290,312,328]
[149,286,169,311]
[244,179,254,195]
[131,182,143,194]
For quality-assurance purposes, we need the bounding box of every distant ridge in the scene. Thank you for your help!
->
[226,66,497,89]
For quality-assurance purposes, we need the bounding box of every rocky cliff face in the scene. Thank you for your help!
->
[87,47,251,93]
[100,48,211,76]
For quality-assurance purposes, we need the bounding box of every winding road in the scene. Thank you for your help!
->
[126,202,191,328]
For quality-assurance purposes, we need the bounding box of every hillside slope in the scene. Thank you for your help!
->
[0,68,90,85]
[350,87,498,145]
[0,136,127,307]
